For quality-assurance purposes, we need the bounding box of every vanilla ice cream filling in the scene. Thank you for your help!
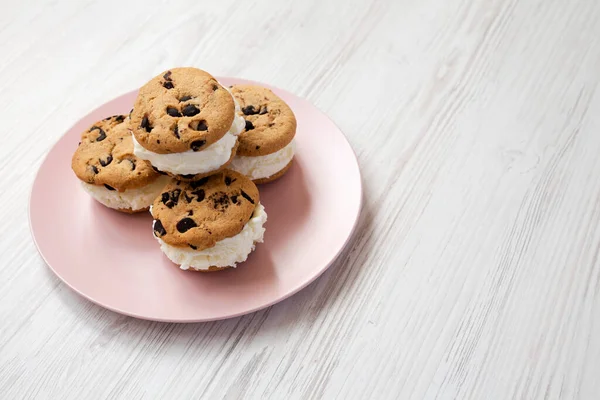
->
[155,203,267,270]
[132,94,245,175]
[81,175,170,211]
[230,140,295,180]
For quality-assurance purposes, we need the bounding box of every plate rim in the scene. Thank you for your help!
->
[28,77,363,323]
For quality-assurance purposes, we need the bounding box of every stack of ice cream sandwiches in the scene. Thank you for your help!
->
[71,67,297,271]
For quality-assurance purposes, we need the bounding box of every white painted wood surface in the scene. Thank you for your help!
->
[2,0,600,398]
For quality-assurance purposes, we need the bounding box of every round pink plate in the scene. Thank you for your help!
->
[29,77,362,322]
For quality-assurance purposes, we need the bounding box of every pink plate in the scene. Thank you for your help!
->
[29,77,362,322]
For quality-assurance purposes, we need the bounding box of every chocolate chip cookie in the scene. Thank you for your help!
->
[228,85,297,183]
[71,115,170,212]
[229,84,296,157]
[151,170,260,250]
[72,115,160,190]
[130,67,236,154]
[151,170,266,271]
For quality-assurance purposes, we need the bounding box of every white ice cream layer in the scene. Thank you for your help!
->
[132,96,245,175]
[230,140,295,180]
[156,203,267,270]
[81,176,170,211]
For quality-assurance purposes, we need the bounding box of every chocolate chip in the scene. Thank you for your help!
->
[115,115,126,122]
[176,218,197,233]
[255,145,260,150]
[259,106,268,115]
[210,192,230,210]
[99,155,113,167]
[231,195,238,204]
[90,126,106,141]
[140,116,152,132]
[163,71,172,81]
[166,107,181,117]
[91,165,99,174]
[104,184,116,191]
[129,108,133,118]
[153,219,166,237]
[224,176,236,186]
[190,177,209,188]
[184,192,193,203]
[242,105,258,115]
[161,192,170,204]
[189,244,198,250]
[194,120,208,131]
[188,210,193,216]
[245,120,255,131]
[212,84,218,91]
[173,124,180,139]
[190,140,206,151]
[241,190,254,204]
[157,140,160,144]
[103,116,111,120]
[163,81,174,89]
[182,104,200,117]
[268,123,275,127]
[171,189,181,204]
[179,95,192,102]
[191,189,205,202]
[128,159,136,170]
[152,166,167,175]
[180,174,196,179]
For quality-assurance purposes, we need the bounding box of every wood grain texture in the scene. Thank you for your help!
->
[2,0,600,398]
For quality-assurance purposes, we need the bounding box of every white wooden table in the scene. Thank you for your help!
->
[2,0,600,398]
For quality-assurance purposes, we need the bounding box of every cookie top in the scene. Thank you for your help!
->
[229,85,296,156]
[71,115,160,191]
[131,68,236,154]
[151,170,260,250]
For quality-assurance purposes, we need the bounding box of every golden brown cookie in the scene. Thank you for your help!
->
[130,68,235,154]
[229,85,296,156]
[151,170,259,250]
[72,115,160,191]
